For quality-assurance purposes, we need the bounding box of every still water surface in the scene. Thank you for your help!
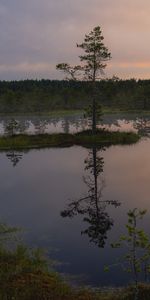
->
[1,112,150,134]
[1,113,150,287]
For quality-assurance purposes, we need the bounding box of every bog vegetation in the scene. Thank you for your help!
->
[1,212,150,299]
[0,130,140,150]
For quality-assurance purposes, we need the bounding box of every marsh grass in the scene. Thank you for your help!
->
[0,231,150,299]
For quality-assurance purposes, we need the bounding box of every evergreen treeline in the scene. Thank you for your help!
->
[0,79,150,113]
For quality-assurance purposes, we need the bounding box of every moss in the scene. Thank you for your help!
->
[0,130,140,151]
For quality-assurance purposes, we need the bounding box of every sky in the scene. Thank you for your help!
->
[1,0,150,80]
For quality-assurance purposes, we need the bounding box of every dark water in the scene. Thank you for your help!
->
[1,114,150,287]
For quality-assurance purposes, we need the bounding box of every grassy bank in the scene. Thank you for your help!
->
[1,247,150,300]
[4,272,150,300]
[0,130,140,150]
[0,243,150,300]
[0,109,84,117]
[0,223,149,300]
[1,108,150,117]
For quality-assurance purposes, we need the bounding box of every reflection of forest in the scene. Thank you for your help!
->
[1,115,150,135]
[61,146,120,248]
[1,116,88,135]
[133,118,150,136]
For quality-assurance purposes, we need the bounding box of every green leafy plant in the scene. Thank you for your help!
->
[105,209,150,300]
[0,222,19,245]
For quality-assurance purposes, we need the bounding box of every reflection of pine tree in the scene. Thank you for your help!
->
[6,151,23,167]
[3,119,30,135]
[4,119,21,136]
[61,146,120,248]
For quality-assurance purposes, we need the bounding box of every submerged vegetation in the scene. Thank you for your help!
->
[0,130,140,150]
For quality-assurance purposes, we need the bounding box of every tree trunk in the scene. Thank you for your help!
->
[92,95,96,135]
[92,79,97,135]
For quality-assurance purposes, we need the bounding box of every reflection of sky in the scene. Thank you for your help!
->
[1,113,150,135]
[0,137,150,286]
[104,139,150,211]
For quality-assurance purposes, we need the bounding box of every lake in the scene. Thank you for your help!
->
[1,113,150,287]
[1,112,150,135]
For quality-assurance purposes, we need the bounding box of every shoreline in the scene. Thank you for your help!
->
[0,108,150,117]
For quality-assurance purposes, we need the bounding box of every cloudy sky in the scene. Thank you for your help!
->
[1,0,150,80]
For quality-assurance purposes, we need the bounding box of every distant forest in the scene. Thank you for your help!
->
[0,79,150,113]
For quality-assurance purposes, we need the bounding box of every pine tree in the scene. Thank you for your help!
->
[56,26,111,134]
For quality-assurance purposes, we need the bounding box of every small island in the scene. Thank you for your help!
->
[0,129,140,151]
